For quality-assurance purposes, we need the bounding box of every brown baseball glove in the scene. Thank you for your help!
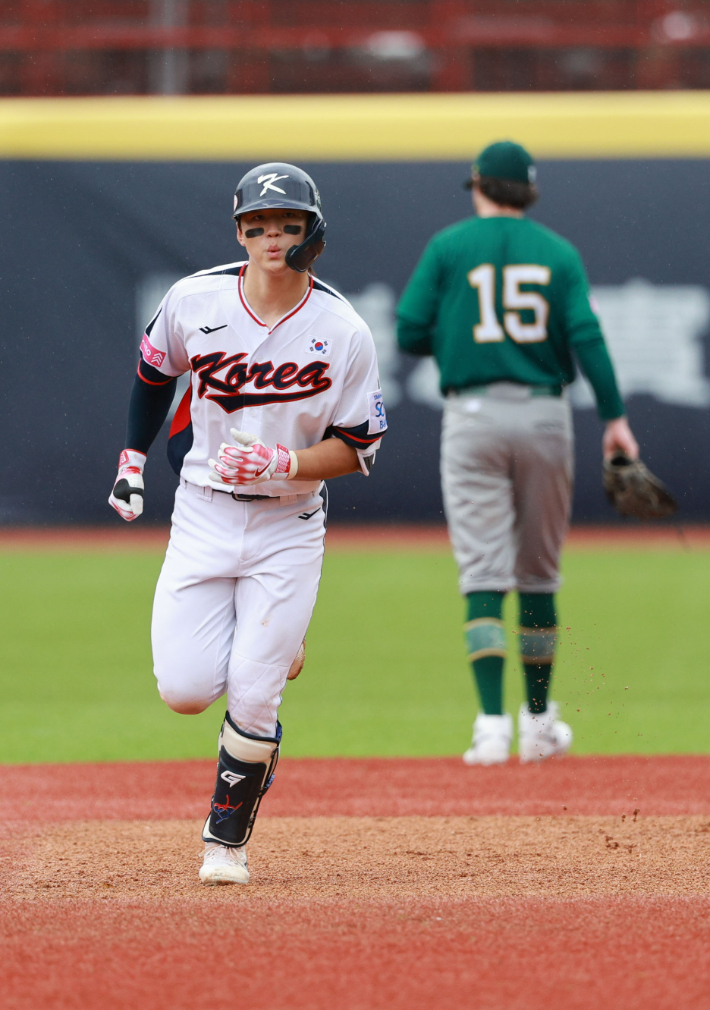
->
[603,452,678,521]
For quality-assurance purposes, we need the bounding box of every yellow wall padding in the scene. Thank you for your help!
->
[1,92,709,161]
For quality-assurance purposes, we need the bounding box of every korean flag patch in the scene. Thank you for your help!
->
[308,336,330,356]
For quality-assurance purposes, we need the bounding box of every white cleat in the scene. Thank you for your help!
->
[518,701,573,763]
[199,842,250,885]
[463,713,513,766]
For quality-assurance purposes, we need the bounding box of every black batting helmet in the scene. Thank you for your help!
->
[233,162,326,273]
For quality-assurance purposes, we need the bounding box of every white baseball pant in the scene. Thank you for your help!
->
[152,479,326,738]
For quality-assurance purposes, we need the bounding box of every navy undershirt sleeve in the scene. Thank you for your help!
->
[125,365,178,454]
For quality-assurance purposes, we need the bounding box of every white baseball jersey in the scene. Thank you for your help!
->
[140,260,387,496]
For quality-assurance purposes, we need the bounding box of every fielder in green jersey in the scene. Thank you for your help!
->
[397,140,639,766]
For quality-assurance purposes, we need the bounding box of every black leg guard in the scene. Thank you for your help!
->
[202,712,280,848]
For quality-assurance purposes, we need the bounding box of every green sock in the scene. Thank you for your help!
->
[465,591,506,716]
[519,592,557,715]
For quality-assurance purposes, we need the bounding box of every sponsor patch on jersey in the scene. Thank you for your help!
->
[308,336,331,356]
[367,389,387,434]
[140,334,166,368]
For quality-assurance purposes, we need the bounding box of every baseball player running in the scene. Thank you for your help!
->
[396,141,637,765]
[109,163,386,883]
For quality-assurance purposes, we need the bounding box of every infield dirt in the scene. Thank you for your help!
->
[2,756,709,1010]
[1,522,709,552]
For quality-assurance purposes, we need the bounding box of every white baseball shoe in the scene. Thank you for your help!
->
[518,701,573,763]
[199,842,250,885]
[463,713,513,766]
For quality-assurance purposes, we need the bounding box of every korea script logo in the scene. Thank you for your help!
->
[190,351,332,413]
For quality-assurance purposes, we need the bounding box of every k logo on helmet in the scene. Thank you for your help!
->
[258,173,289,196]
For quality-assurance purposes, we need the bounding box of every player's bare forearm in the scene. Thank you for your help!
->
[293,438,359,480]
[602,416,639,461]
[208,430,364,487]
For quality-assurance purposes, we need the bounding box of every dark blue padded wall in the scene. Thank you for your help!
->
[0,158,707,524]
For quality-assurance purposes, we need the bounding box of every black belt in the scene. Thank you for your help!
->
[214,489,272,501]
[181,478,280,502]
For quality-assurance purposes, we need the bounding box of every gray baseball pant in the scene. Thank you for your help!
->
[441,384,574,596]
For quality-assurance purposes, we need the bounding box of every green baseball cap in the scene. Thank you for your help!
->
[465,140,536,186]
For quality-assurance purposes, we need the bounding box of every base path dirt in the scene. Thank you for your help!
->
[2,757,710,1009]
[1,523,709,551]
[2,754,710,821]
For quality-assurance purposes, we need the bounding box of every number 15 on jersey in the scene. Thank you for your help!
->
[468,264,551,344]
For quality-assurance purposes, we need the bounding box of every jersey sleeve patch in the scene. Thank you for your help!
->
[367,389,387,435]
[140,333,166,369]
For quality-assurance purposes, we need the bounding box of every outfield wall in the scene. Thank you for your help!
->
[0,95,708,524]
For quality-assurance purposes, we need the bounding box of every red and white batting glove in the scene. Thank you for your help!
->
[108,449,146,521]
[208,429,298,488]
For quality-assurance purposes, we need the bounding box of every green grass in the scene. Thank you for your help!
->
[0,545,708,763]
